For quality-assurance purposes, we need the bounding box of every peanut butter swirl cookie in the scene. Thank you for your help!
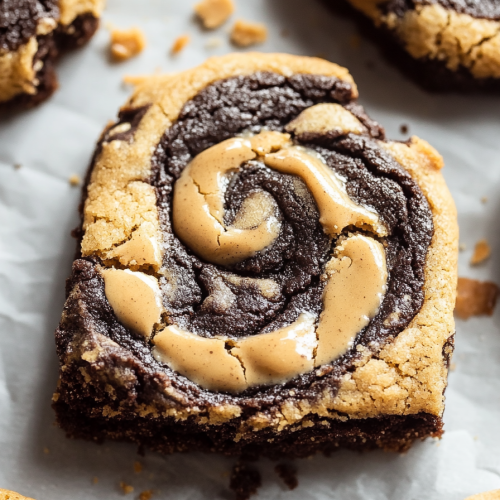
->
[53,53,458,457]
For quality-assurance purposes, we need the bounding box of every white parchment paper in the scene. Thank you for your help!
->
[1,0,500,498]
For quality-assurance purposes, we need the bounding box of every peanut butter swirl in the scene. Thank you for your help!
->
[98,71,433,398]
[102,103,390,393]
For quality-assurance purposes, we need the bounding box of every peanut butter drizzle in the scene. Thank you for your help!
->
[172,137,281,266]
[285,103,365,136]
[315,234,387,366]
[102,268,163,339]
[264,147,385,237]
[152,325,247,393]
[152,313,316,393]
[231,312,317,386]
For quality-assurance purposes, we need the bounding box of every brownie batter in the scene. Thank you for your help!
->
[58,73,433,408]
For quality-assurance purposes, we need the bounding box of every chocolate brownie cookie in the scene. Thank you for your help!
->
[53,53,458,458]
[328,0,500,91]
[0,0,104,111]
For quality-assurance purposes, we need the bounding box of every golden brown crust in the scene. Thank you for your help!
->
[347,1,500,79]
[76,53,457,432]
[0,489,35,500]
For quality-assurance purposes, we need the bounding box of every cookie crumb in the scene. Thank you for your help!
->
[481,196,488,204]
[470,239,491,265]
[14,163,22,170]
[229,462,261,500]
[449,362,457,372]
[119,482,134,495]
[110,28,146,61]
[281,28,289,37]
[171,35,190,54]
[43,447,49,454]
[459,243,467,252]
[455,277,499,320]
[92,477,99,484]
[134,461,142,473]
[205,37,222,49]
[400,124,409,134]
[230,19,267,47]
[139,490,153,500]
[349,34,361,49]
[69,174,81,187]
[274,463,298,490]
[195,0,234,29]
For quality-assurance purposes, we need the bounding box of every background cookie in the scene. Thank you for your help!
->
[52,53,458,458]
[328,0,500,91]
[0,0,104,111]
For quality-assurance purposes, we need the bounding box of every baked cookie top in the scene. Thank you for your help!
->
[56,53,457,433]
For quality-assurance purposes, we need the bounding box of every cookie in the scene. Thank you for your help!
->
[53,53,458,457]
[328,0,500,91]
[0,0,104,111]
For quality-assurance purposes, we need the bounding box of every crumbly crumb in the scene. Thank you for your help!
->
[400,124,409,134]
[69,174,81,187]
[110,28,146,62]
[455,277,499,320]
[195,0,234,29]
[134,461,142,473]
[481,196,488,204]
[274,463,298,490]
[139,490,153,500]
[230,20,267,47]
[449,362,456,372]
[92,477,99,484]
[43,447,49,454]
[471,239,491,265]
[229,462,261,500]
[459,243,467,252]
[14,163,22,170]
[119,482,134,495]
[171,35,190,54]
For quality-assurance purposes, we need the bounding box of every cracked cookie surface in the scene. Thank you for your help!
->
[53,53,458,458]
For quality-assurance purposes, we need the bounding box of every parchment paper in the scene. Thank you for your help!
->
[1,0,500,498]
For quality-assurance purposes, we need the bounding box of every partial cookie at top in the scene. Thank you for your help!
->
[328,0,500,91]
[53,53,457,459]
[0,0,104,111]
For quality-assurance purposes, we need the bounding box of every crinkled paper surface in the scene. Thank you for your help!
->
[1,0,500,498]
